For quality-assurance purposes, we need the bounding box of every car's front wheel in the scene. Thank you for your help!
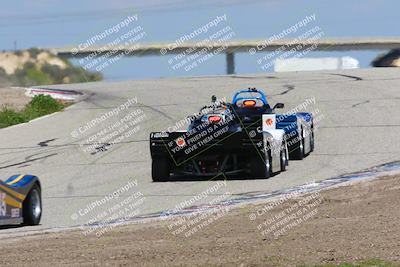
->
[23,184,42,225]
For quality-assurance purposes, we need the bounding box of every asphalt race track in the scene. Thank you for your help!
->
[1,68,400,235]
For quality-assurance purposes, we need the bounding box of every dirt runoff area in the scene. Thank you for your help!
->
[0,87,31,110]
[1,175,400,267]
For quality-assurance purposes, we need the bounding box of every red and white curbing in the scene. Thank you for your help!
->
[23,87,83,101]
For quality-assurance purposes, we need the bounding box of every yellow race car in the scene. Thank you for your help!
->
[0,174,42,226]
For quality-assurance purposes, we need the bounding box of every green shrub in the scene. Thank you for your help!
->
[26,68,52,85]
[0,67,7,77]
[0,95,66,128]
[23,95,64,120]
[41,63,64,83]
[0,67,10,86]
[13,62,41,86]
[0,107,26,128]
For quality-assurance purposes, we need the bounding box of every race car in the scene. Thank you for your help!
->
[231,88,314,160]
[0,174,42,226]
[150,96,289,181]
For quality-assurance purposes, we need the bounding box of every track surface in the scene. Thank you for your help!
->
[1,68,399,234]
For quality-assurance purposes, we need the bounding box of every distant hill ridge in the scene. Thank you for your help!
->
[0,48,102,87]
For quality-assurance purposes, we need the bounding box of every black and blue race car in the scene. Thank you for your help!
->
[150,90,290,181]
[0,174,42,226]
[149,88,315,181]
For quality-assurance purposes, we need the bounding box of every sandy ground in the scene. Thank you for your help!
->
[0,87,31,110]
[1,175,400,267]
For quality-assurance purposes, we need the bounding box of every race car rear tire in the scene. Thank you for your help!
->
[250,154,271,179]
[290,129,305,160]
[152,158,170,182]
[23,184,42,226]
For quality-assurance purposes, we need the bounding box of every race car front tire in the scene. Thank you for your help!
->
[250,154,271,179]
[152,158,170,182]
[23,184,42,226]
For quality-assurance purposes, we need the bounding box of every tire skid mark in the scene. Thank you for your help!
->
[0,153,58,170]
[352,100,370,107]
[279,84,295,95]
[328,73,363,81]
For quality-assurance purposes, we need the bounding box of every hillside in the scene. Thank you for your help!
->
[0,48,102,86]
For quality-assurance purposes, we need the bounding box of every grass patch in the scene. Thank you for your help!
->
[0,108,26,128]
[0,95,67,128]
[298,259,400,267]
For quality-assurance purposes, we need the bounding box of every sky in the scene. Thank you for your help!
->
[0,0,399,79]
